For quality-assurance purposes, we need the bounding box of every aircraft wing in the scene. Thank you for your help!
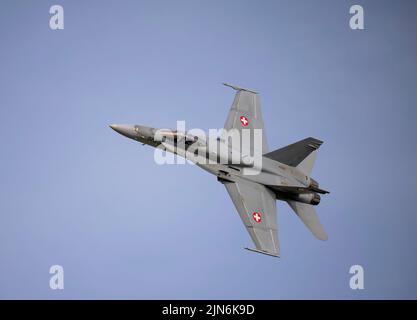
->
[224,178,279,257]
[222,83,269,155]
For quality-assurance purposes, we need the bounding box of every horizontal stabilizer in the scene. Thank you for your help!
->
[287,201,328,240]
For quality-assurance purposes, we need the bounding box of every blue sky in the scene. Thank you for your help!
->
[0,0,416,299]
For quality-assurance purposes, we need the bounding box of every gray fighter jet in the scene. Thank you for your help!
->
[110,83,329,257]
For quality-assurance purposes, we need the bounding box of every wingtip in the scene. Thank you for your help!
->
[223,83,258,94]
[315,232,328,241]
[320,234,329,241]
[244,247,280,258]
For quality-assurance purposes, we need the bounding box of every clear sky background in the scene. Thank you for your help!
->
[1,0,416,299]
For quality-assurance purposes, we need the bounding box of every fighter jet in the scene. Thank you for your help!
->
[110,83,329,257]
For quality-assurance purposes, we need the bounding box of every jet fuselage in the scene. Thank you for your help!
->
[109,124,325,206]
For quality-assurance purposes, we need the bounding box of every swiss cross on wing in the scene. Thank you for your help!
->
[240,116,249,126]
[252,212,262,223]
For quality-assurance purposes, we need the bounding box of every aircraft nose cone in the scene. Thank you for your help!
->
[109,124,136,139]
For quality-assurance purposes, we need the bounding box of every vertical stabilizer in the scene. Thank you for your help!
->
[263,137,322,175]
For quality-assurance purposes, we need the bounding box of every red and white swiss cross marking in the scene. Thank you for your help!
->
[240,116,249,126]
[252,212,262,223]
